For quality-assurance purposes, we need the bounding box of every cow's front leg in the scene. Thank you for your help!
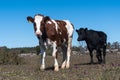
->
[40,51,46,71]
[61,45,67,69]
[96,49,102,64]
[52,42,59,71]
[89,50,93,64]
[39,38,46,71]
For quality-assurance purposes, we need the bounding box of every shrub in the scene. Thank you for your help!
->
[0,48,25,65]
[36,45,40,55]
[46,45,53,56]
[35,45,53,56]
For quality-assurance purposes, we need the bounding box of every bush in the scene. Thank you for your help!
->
[46,45,53,56]
[36,45,40,55]
[35,45,53,56]
[0,48,25,65]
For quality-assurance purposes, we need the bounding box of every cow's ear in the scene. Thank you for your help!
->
[76,29,79,32]
[44,16,51,23]
[27,16,34,23]
[85,28,88,31]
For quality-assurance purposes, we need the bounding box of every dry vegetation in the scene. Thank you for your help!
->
[0,52,120,80]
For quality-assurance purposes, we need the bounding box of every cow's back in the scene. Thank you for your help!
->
[86,30,107,47]
[56,20,74,38]
[97,31,107,42]
[86,30,100,43]
[56,20,68,40]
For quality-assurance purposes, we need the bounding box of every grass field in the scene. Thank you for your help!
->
[0,53,120,80]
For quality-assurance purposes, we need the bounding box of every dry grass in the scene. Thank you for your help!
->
[0,53,120,80]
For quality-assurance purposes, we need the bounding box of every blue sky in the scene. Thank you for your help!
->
[0,0,120,48]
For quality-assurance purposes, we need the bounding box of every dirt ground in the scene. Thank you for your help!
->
[0,53,120,80]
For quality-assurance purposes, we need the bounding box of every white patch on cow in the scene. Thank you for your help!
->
[44,42,48,49]
[46,39,53,45]
[47,21,52,24]
[59,32,62,35]
[34,15,43,35]
[63,20,74,37]
[52,20,58,32]
[52,41,57,57]
[64,39,66,42]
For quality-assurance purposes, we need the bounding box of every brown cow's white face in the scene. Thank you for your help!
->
[34,15,43,36]
[27,14,44,36]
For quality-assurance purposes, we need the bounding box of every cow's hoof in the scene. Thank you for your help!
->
[101,61,105,64]
[89,61,94,64]
[40,68,45,71]
[98,61,103,64]
[40,67,45,71]
[102,60,106,64]
[61,62,66,69]
[61,65,65,69]
[54,66,59,71]
[40,65,45,71]
[66,64,70,69]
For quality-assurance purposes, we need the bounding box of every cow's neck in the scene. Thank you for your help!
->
[41,26,47,42]
[84,32,90,46]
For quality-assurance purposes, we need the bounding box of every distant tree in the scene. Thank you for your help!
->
[107,42,111,49]
[36,45,40,55]
[79,46,86,54]
[111,41,120,49]
[0,46,7,50]
[72,46,80,51]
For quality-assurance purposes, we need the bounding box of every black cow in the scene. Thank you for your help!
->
[76,28,107,64]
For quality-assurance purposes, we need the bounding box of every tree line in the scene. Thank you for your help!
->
[0,41,120,54]
[0,41,119,65]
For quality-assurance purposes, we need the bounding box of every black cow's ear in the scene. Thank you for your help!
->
[85,28,88,31]
[44,16,51,23]
[27,16,34,23]
[76,29,78,32]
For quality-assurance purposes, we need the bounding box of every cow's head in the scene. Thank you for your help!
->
[27,14,50,36]
[76,28,88,41]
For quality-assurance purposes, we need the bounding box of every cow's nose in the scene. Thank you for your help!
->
[36,32,40,35]
[35,31,42,36]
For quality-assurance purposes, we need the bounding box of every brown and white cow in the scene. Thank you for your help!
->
[27,14,74,71]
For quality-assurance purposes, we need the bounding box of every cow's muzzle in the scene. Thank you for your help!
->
[35,31,42,36]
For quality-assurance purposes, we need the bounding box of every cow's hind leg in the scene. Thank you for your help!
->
[89,50,94,64]
[61,37,72,69]
[96,49,102,64]
[61,45,67,69]
[66,37,72,69]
